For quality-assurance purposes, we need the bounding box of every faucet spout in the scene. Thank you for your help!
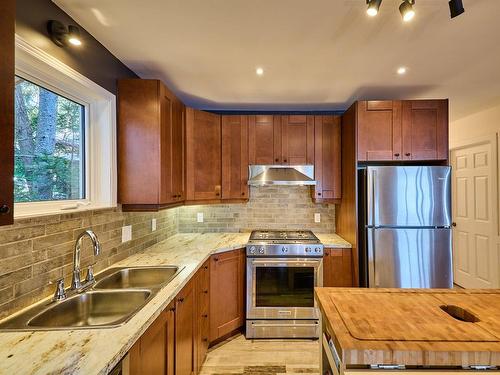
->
[71,230,101,290]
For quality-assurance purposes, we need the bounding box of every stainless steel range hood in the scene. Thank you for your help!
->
[248,165,316,186]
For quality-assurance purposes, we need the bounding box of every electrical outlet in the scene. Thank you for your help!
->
[151,218,157,232]
[314,213,321,223]
[122,225,132,243]
[197,212,204,223]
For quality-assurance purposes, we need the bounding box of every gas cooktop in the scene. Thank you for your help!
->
[247,230,323,257]
[249,230,320,242]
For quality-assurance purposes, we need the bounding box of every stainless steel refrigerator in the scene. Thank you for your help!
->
[359,166,453,288]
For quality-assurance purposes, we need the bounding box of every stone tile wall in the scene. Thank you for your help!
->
[178,186,335,233]
[0,207,178,319]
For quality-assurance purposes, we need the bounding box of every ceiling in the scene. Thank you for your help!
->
[55,0,500,120]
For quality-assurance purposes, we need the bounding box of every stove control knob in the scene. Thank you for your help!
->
[305,247,311,253]
[249,246,256,254]
[259,247,265,254]
[315,247,321,253]
[282,247,288,253]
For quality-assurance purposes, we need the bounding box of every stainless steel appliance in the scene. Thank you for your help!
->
[248,165,316,186]
[359,166,453,288]
[246,230,323,339]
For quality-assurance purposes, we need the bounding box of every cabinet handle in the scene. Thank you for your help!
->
[405,153,411,157]
[178,297,184,303]
[241,192,245,196]
[284,159,288,163]
[0,205,10,215]
[452,222,457,227]
[202,338,208,342]
[169,307,176,312]
[204,265,208,270]
[317,192,322,196]
[203,290,208,294]
[214,257,219,262]
[202,314,208,318]
[394,153,400,157]
[275,158,279,162]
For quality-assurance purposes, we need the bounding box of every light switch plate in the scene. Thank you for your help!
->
[151,218,157,232]
[314,213,321,223]
[197,212,204,223]
[122,225,132,242]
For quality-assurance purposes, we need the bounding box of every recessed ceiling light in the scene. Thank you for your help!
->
[367,0,382,17]
[397,67,407,75]
[256,67,264,76]
[399,0,415,22]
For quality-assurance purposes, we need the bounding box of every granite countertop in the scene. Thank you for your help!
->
[0,232,350,375]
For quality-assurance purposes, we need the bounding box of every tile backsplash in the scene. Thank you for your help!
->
[178,186,335,233]
[0,186,334,318]
[0,207,178,319]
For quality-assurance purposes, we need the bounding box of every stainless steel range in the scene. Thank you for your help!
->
[246,230,323,339]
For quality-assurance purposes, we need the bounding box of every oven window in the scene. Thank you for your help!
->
[255,267,314,307]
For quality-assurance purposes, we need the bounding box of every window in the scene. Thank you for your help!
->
[14,76,86,203]
[14,35,117,218]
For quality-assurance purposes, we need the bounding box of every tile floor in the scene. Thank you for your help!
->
[199,334,320,375]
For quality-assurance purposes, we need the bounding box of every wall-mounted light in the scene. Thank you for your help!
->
[449,0,465,18]
[366,0,382,17]
[399,0,416,22]
[47,20,83,47]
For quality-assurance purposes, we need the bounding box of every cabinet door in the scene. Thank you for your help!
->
[171,100,185,202]
[159,85,174,205]
[313,116,341,202]
[0,0,14,226]
[209,249,245,343]
[402,100,448,161]
[357,101,402,161]
[129,302,175,375]
[195,260,210,373]
[186,109,222,201]
[323,248,353,287]
[248,115,281,164]
[176,280,195,375]
[222,115,249,200]
[281,115,314,165]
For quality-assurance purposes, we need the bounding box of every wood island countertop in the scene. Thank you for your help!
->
[315,288,500,368]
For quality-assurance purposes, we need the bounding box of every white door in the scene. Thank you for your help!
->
[450,135,499,288]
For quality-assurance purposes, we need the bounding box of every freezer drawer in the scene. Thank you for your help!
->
[367,166,451,227]
[367,228,453,288]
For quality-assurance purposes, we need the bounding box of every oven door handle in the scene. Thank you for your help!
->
[251,259,321,266]
[250,322,319,328]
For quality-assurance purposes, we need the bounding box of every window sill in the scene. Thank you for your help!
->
[14,202,117,220]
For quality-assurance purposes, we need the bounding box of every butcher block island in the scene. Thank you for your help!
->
[315,288,500,374]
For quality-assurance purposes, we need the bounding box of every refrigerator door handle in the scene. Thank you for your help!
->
[367,169,377,227]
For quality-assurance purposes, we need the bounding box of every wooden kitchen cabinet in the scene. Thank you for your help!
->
[118,79,185,211]
[356,99,448,163]
[209,248,245,344]
[128,301,175,375]
[222,115,249,200]
[0,0,15,226]
[313,115,341,203]
[281,115,314,165]
[323,248,353,287]
[357,100,402,162]
[176,279,196,375]
[248,115,282,164]
[402,99,448,161]
[194,259,210,373]
[186,108,222,202]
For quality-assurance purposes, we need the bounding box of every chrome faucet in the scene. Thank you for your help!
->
[71,229,101,290]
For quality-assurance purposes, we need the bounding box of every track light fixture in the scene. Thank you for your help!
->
[366,0,382,17]
[47,20,83,47]
[399,0,416,22]
[449,0,465,18]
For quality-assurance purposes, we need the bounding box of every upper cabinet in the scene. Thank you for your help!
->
[356,99,448,163]
[118,79,185,211]
[281,115,314,165]
[0,0,14,226]
[313,115,341,203]
[248,115,281,164]
[222,115,249,200]
[186,108,222,201]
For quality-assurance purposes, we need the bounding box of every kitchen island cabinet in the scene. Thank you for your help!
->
[316,288,500,374]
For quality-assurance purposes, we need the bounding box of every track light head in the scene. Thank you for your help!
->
[366,0,382,17]
[449,0,465,18]
[399,0,415,22]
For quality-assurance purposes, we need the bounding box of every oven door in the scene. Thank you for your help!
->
[246,257,323,320]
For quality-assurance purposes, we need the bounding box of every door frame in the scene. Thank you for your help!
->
[450,133,499,288]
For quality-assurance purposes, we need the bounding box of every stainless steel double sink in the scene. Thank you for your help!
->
[0,266,183,331]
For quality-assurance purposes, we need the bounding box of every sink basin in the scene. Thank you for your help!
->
[94,266,180,290]
[27,290,151,329]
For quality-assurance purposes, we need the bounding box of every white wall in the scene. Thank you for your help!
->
[450,102,500,148]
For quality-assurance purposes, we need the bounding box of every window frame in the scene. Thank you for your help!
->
[14,35,117,218]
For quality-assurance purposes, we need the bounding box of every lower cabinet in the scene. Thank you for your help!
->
[209,249,245,344]
[323,248,353,287]
[176,279,196,375]
[128,301,175,375]
[195,259,210,373]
